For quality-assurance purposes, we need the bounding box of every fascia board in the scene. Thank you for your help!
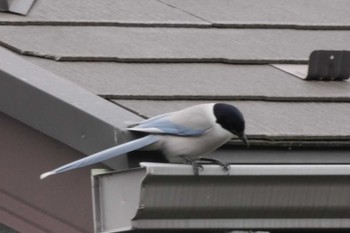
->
[0,47,143,170]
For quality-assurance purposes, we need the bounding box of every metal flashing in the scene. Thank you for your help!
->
[0,46,143,170]
[272,63,308,79]
[92,163,350,232]
[0,0,35,15]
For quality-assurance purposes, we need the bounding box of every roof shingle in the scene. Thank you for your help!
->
[1,27,350,62]
[1,0,350,145]
[26,58,350,102]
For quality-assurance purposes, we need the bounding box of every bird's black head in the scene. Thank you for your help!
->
[213,103,248,145]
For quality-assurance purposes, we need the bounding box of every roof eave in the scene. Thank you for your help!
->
[0,46,143,170]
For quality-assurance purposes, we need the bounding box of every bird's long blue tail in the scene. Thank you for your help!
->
[40,135,159,179]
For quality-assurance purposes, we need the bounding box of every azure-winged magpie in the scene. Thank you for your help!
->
[41,103,247,179]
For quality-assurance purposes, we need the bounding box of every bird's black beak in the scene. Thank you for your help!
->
[238,133,249,148]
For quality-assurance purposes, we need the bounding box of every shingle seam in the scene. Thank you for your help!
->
[212,23,350,30]
[111,101,148,120]
[0,41,60,60]
[0,42,310,63]
[0,46,309,64]
[0,43,312,63]
[0,40,22,54]
[228,138,350,147]
[157,0,213,24]
[52,57,307,64]
[2,21,350,30]
[242,135,350,141]
[0,21,212,28]
[103,95,350,102]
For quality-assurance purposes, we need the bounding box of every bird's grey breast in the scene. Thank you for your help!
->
[159,125,232,163]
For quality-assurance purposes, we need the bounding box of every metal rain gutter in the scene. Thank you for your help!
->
[91,162,350,232]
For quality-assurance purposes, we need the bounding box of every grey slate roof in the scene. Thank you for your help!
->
[114,100,350,138]
[160,0,350,29]
[1,0,350,29]
[2,27,350,63]
[24,58,350,101]
[1,0,350,147]
[0,0,207,26]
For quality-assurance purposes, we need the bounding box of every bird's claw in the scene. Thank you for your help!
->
[180,155,204,175]
[180,155,231,175]
[198,158,231,174]
[192,162,204,175]
[221,163,231,172]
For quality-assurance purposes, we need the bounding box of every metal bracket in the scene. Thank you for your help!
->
[306,50,350,81]
[0,0,9,11]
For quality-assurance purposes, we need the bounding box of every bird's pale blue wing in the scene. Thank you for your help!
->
[40,135,159,179]
[129,104,215,136]
[129,117,208,136]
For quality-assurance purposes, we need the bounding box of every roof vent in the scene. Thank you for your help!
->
[0,0,35,15]
[272,50,350,81]
[306,50,350,81]
[0,0,10,11]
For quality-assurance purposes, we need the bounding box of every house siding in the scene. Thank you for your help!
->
[0,112,105,233]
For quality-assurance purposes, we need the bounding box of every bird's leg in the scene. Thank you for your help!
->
[179,155,204,175]
[198,157,231,172]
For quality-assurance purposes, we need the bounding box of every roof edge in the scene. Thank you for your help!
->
[0,46,143,170]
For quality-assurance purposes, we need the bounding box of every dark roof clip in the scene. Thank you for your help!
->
[306,50,350,81]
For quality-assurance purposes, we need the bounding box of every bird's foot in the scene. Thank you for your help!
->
[198,158,231,174]
[180,155,204,175]
[191,162,204,175]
